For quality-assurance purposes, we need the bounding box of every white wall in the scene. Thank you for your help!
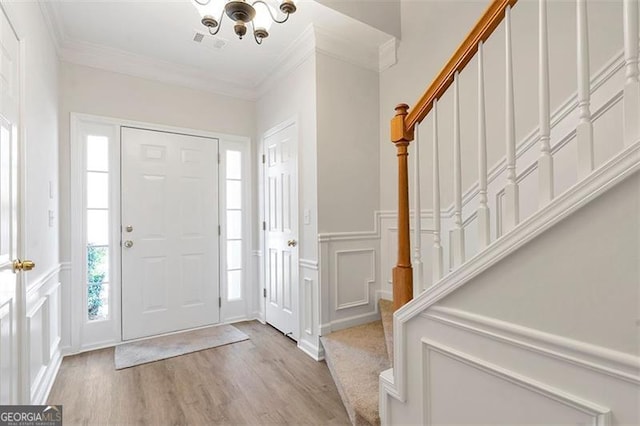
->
[59,61,255,261]
[256,54,318,263]
[316,52,380,233]
[439,171,640,356]
[58,61,255,349]
[315,0,401,39]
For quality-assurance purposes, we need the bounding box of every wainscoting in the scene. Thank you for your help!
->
[25,264,63,404]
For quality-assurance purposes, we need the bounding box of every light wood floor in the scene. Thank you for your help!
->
[48,321,350,425]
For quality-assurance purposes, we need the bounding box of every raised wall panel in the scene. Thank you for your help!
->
[47,283,61,359]
[0,300,14,403]
[27,298,48,395]
[304,278,313,335]
[552,136,578,198]
[422,341,610,425]
[335,249,375,310]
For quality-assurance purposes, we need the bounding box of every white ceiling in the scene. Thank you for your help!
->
[42,0,395,98]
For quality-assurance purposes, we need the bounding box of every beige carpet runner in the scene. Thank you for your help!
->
[321,299,394,426]
[115,324,249,370]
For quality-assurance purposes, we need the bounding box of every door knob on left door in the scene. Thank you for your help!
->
[287,240,297,247]
[12,259,35,273]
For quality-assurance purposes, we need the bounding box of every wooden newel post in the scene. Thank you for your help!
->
[391,104,415,311]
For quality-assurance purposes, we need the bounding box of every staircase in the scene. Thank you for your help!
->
[321,299,393,426]
[324,0,640,425]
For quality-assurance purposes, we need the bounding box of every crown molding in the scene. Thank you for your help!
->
[379,37,398,72]
[39,1,395,102]
[38,0,65,54]
[314,24,381,73]
[60,38,256,100]
[255,23,317,99]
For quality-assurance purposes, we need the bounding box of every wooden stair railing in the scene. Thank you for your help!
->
[390,0,519,311]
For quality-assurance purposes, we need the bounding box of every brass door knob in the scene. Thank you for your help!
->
[287,240,297,247]
[12,259,35,273]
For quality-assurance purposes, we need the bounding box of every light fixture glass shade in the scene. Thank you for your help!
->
[192,0,225,19]
[253,2,276,31]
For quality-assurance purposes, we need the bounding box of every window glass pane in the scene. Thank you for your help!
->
[87,135,109,172]
[87,210,109,246]
[88,283,109,321]
[227,210,242,240]
[226,151,242,180]
[87,245,109,283]
[227,240,242,270]
[87,172,109,209]
[228,270,242,301]
[227,180,241,209]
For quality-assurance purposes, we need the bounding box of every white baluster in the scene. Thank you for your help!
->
[504,5,520,233]
[432,100,443,282]
[624,0,640,146]
[477,41,490,249]
[413,124,423,298]
[576,0,594,178]
[452,72,465,268]
[538,0,554,206]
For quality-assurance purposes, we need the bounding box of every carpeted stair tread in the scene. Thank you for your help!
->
[321,321,390,426]
[378,299,394,365]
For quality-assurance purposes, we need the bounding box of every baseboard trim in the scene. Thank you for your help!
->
[298,338,325,361]
[322,310,381,335]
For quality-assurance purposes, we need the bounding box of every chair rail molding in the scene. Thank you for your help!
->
[424,307,640,384]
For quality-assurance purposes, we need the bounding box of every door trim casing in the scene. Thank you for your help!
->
[69,112,251,353]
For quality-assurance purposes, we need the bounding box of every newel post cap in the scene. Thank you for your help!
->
[391,103,414,144]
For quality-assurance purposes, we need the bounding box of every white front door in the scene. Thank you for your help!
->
[0,6,21,404]
[264,123,299,338]
[121,127,220,340]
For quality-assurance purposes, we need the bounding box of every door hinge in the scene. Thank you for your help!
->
[262,221,266,231]
[219,297,221,308]
[218,225,221,236]
[263,288,267,298]
[262,154,265,164]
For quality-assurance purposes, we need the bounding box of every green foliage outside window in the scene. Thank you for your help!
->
[87,244,106,320]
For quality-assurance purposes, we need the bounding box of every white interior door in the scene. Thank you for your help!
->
[0,7,20,404]
[264,123,299,339]
[121,127,219,340]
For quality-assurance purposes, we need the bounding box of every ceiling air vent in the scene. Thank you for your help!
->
[192,30,227,50]
[193,31,205,43]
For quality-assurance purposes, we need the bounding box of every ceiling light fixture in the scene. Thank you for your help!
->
[192,0,297,45]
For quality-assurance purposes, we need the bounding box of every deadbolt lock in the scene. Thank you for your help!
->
[125,225,134,232]
[12,259,35,273]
